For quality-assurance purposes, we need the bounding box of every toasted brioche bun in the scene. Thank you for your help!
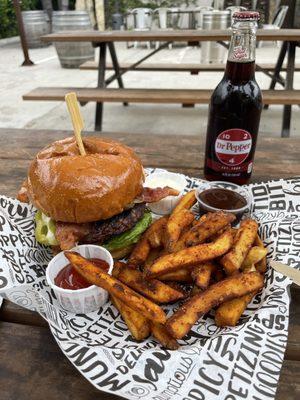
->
[27,136,144,223]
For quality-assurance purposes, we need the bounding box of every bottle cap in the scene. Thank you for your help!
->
[233,11,260,21]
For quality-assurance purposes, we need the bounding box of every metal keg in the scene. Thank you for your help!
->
[52,11,94,69]
[200,10,230,64]
[21,10,50,48]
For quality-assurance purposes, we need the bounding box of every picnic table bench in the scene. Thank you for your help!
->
[0,127,300,400]
[21,29,300,137]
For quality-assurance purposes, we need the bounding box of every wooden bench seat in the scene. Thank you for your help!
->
[23,87,300,105]
[80,61,300,73]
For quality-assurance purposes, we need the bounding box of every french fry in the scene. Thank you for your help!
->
[256,256,267,274]
[254,234,268,274]
[166,271,264,339]
[144,248,161,270]
[185,211,236,247]
[150,322,179,350]
[111,295,150,340]
[116,265,185,303]
[221,219,258,275]
[159,269,193,283]
[129,235,151,266]
[112,260,125,278]
[147,216,168,248]
[190,285,202,296]
[214,267,225,282]
[145,229,233,279]
[65,251,167,323]
[241,246,268,269]
[191,262,216,290]
[215,292,256,327]
[172,190,196,214]
[166,209,195,252]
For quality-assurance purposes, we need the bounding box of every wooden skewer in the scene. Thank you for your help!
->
[65,92,86,156]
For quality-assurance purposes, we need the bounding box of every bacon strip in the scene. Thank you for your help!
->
[137,187,180,203]
[55,222,91,250]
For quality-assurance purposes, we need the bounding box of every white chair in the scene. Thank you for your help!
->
[153,8,173,49]
[259,5,289,48]
[131,8,153,49]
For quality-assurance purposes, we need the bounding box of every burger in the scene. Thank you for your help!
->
[18,136,178,257]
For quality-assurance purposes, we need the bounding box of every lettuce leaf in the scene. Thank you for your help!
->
[103,211,152,251]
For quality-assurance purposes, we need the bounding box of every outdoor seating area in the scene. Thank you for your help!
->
[1,1,300,400]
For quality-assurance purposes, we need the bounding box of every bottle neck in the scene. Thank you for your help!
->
[225,20,258,82]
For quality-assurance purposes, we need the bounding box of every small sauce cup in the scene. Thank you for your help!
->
[46,244,113,314]
[196,181,252,222]
[145,171,187,215]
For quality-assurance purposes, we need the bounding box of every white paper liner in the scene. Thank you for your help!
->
[0,169,299,400]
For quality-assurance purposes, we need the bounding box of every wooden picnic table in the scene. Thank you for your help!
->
[0,127,300,400]
[42,29,300,43]
[37,29,300,137]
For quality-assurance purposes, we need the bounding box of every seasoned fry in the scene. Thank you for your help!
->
[190,285,202,296]
[111,295,150,340]
[166,271,264,339]
[256,256,267,274]
[241,246,268,269]
[116,265,185,303]
[112,260,125,278]
[191,262,216,290]
[110,245,134,260]
[150,322,179,350]
[159,269,193,283]
[221,219,258,275]
[172,190,196,213]
[185,211,236,247]
[214,267,225,282]
[129,235,151,266]
[65,251,167,323]
[254,234,268,273]
[147,216,168,248]
[166,209,195,251]
[215,292,256,327]
[144,248,161,270]
[145,229,233,278]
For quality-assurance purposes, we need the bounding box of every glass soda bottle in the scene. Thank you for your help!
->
[204,11,262,185]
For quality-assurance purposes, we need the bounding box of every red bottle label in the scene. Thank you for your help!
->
[215,129,252,167]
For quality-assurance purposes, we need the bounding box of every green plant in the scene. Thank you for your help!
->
[0,0,42,39]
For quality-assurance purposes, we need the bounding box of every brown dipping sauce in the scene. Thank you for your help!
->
[199,188,247,211]
[55,258,109,290]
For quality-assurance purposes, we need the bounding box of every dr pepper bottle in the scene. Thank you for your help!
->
[204,11,262,185]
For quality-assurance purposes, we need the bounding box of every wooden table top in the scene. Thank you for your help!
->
[42,28,300,43]
[0,128,300,400]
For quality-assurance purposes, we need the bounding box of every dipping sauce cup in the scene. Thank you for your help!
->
[196,181,252,222]
[145,171,187,215]
[46,245,113,314]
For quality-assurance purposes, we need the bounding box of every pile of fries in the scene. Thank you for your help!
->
[65,190,268,349]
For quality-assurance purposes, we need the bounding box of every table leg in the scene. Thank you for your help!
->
[281,42,296,138]
[108,42,128,107]
[264,41,288,110]
[95,42,107,131]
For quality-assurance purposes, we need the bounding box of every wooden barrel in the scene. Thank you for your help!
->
[22,11,50,49]
[52,11,95,69]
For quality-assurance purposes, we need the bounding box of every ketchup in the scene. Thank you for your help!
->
[55,258,109,290]
[199,188,247,210]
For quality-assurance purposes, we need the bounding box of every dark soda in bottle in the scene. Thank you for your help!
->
[204,11,262,185]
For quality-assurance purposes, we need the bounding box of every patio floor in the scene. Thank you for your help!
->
[0,40,300,137]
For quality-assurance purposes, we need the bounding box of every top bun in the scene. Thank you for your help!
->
[27,136,144,223]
